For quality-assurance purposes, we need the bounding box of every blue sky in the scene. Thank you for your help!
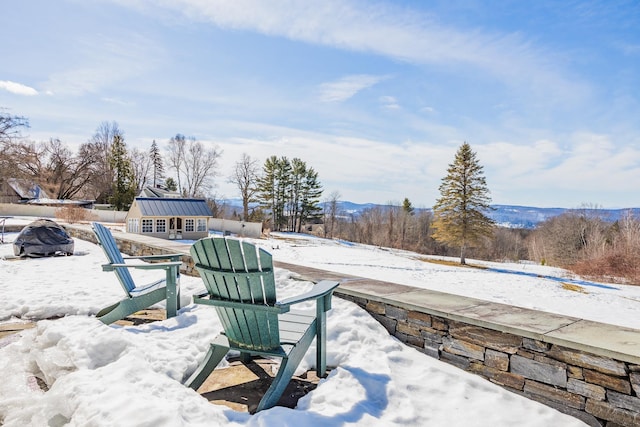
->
[1,0,639,208]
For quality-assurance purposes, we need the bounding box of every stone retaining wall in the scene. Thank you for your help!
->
[67,225,640,427]
[339,293,640,427]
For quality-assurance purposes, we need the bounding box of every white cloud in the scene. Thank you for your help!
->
[477,133,640,206]
[546,133,640,190]
[102,97,134,106]
[42,33,163,96]
[480,140,564,179]
[125,0,585,101]
[379,96,400,110]
[318,74,387,102]
[0,80,38,96]
[194,121,458,205]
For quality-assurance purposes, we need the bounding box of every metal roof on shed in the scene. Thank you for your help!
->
[135,198,213,217]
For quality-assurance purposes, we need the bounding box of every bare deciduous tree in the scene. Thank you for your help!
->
[0,109,28,144]
[183,139,221,197]
[130,147,151,193]
[84,121,123,203]
[228,153,259,221]
[528,209,609,267]
[323,191,341,239]
[43,138,97,199]
[168,134,221,197]
[0,138,99,200]
[167,134,187,194]
[617,210,640,254]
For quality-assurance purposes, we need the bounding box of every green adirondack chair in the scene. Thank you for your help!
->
[186,237,339,412]
[92,222,182,324]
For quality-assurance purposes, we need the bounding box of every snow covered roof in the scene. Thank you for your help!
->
[138,186,183,198]
[6,178,49,200]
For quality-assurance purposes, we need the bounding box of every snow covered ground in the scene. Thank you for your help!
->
[257,232,640,330]
[2,219,634,426]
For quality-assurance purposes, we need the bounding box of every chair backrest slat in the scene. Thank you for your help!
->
[92,222,135,295]
[191,237,280,351]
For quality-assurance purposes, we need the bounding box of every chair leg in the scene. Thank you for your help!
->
[240,352,252,363]
[316,304,328,377]
[165,266,179,318]
[97,288,168,325]
[256,325,316,412]
[185,335,230,391]
[96,302,124,325]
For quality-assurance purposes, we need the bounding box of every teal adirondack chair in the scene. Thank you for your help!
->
[186,237,339,412]
[92,222,182,324]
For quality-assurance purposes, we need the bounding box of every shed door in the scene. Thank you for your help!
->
[169,217,183,232]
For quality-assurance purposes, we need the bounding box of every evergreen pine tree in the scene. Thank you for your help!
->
[165,177,177,191]
[400,197,414,249]
[257,156,289,231]
[298,166,323,232]
[109,134,136,211]
[256,156,323,233]
[149,140,164,188]
[432,142,495,264]
[402,198,414,215]
[274,157,292,231]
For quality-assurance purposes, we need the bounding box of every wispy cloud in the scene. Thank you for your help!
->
[0,80,38,96]
[43,33,163,96]
[318,74,387,102]
[379,96,400,110]
[102,97,134,106]
[479,133,640,203]
[122,0,585,100]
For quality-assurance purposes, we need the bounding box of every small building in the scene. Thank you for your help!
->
[0,178,49,204]
[125,197,213,240]
[0,178,93,207]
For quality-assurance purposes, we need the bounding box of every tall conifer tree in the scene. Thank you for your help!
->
[256,156,323,232]
[149,140,164,188]
[432,142,494,264]
[109,134,136,210]
[298,166,323,232]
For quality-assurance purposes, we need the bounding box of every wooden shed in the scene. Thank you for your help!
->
[125,197,213,240]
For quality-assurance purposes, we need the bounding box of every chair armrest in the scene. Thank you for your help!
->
[122,254,183,261]
[102,261,182,272]
[276,280,340,308]
[193,292,287,313]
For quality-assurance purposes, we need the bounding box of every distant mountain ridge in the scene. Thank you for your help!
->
[487,205,640,228]
[220,198,640,229]
[335,202,640,229]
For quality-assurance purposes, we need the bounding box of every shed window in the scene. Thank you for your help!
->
[185,219,195,232]
[197,218,207,232]
[142,219,153,233]
[127,218,139,233]
[156,219,167,233]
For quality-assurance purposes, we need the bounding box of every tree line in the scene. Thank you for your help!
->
[4,109,638,284]
[323,201,640,284]
[317,142,640,284]
[0,111,324,229]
